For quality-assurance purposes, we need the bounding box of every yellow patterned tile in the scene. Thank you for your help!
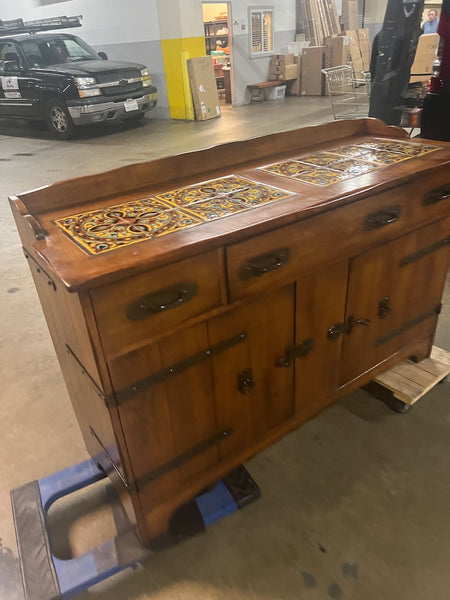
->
[358,140,439,156]
[55,175,292,254]
[156,175,259,207]
[296,152,346,167]
[55,201,203,255]
[324,159,379,175]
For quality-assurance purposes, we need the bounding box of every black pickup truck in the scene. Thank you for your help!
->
[0,16,158,139]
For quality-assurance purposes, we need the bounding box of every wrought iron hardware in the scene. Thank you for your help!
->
[422,184,450,206]
[399,236,450,266]
[327,322,345,340]
[375,304,442,346]
[327,316,370,340]
[378,297,391,318]
[66,345,106,401]
[276,338,314,367]
[89,427,128,488]
[127,281,198,320]
[239,247,289,280]
[24,214,47,241]
[23,250,56,291]
[345,315,371,334]
[237,369,254,394]
[111,332,247,406]
[134,428,232,490]
[364,206,401,230]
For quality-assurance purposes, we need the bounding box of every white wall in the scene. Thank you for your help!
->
[230,0,297,105]
[1,0,160,45]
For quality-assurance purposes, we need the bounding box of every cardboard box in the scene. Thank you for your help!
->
[339,30,364,76]
[356,29,371,72]
[301,46,325,96]
[269,53,295,80]
[325,35,351,68]
[288,41,310,56]
[186,56,221,121]
[278,63,299,80]
[289,55,302,96]
[342,0,359,30]
[410,33,440,83]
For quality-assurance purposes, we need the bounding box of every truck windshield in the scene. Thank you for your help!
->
[21,36,100,67]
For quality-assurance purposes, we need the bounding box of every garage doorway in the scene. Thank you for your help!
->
[202,2,232,104]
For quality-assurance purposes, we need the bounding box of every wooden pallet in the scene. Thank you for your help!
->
[373,346,450,405]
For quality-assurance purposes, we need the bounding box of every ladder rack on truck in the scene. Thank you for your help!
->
[0,15,82,36]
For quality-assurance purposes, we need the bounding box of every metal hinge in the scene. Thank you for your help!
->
[66,345,107,402]
[399,236,450,267]
[132,428,233,492]
[375,304,442,346]
[109,331,247,408]
[23,249,56,291]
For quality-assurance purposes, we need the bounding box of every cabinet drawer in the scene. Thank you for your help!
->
[91,250,223,356]
[226,170,450,301]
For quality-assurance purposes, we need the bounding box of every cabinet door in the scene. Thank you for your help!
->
[295,261,349,419]
[110,286,295,506]
[340,218,450,384]
[208,285,295,456]
[109,322,221,507]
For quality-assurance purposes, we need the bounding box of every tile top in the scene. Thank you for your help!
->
[55,175,292,255]
[55,140,439,255]
[258,140,439,186]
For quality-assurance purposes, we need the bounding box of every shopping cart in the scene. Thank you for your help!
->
[322,65,371,120]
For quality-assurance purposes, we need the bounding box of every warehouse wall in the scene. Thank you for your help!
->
[3,0,386,116]
[2,0,169,117]
[230,0,297,105]
[364,0,388,41]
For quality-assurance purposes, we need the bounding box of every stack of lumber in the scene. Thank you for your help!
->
[300,0,340,46]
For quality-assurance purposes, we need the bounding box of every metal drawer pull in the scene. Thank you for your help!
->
[364,206,401,230]
[127,281,198,320]
[422,184,450,205]
[239,247,289,280]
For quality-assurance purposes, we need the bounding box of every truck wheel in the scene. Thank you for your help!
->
[45,99,74,140]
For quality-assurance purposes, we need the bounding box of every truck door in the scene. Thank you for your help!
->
[0,41,36,118]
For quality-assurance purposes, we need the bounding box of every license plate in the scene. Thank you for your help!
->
[124,99,139,112]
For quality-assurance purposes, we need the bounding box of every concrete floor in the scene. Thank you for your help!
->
[0,96,449,600]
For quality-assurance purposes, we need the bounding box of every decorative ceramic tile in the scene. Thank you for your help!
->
[156,175,253,207]
[55,175,292,255]
[261,160,312,178]
[323,159,379,176]
[296,152,346,167]
[259,140,439,186]
[289,166,350,185]
[358,140,438,156]
[182,196,251,221]
[329,145,386,162]
[56,203,204,254]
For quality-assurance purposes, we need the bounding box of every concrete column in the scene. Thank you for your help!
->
[156,0,206,119]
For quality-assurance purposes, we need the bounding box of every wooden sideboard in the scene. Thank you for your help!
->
[10,119,450,546]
